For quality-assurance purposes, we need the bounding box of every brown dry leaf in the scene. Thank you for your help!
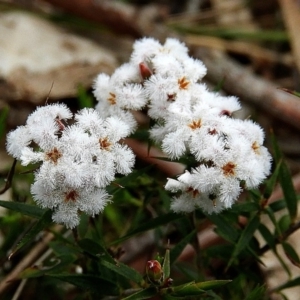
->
[279,0,300,73]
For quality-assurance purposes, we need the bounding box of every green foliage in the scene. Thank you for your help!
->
[77,84,94,108]
[0,106,9,138]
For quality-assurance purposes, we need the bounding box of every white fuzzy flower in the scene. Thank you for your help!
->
[6,126,32,159]
[90,36,272,216]
[26,103,72,128]
[93,70,147,133]
[7,104,135,228]
[165,171,226,214]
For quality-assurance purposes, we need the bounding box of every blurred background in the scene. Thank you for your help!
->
[1,0,300,299]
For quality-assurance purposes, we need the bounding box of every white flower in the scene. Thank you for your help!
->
[130,37,162,65]
[6,126,32,159]
[111,63,141,85]
[90,36,272,215]
[7,104,135,228]
[165,172,227,214]
[49,187,110,229]
[93,70,147,133]
[26,103,72,126]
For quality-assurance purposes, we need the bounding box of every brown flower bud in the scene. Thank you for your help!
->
[146,260,162,283]
[139,62,152,80]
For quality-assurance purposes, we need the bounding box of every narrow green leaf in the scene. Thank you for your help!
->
[282,242,300,268]
[207,214,239,243]
[0,200,46,218]
[9,209,53,258]
[107,165,154,194]
[278,215,291,233]
[162,248,170,281]
[48,274,117,294]
[244,285,266,300]
[271,133,298,221]
[20,255,76,278]
[263,160,281,199]
[104,204,124,235]
[227,214,260,269]
[170,229,196,264]
[0,105,9,138]
[279,162,298,221]
[169,280,231,296]
[78,238,115,263]
[258,223,291,276]
[278,87,300,98]
[273,276,300,292]
[122,287,157,300]
[230,202,260,214]
[269,199,286,213]
[100,259,144,285]
[174,262,198,281]
[111,213,184,245]
[264,206,282,236]
[258,223,276,250]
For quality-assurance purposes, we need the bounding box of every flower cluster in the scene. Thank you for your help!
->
[94,37,272,214]
[7,37,272,227]
[6,104,134,228]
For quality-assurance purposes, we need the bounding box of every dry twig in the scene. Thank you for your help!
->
[0,225,63,296]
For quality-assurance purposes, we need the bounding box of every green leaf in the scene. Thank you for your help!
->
[48,274,117,294]
[269,199,286,213]
[20,254,76,278]
[258,223,276,250]
[227,214,260,269]
[271,133,298,221]
[9,209,53,259]
[78,238,115,263]
[0,105,9,138]
[264,206,282,236]
[0,200,46,218]
[111,213,184,245]
[77,84,94,108]
[230,202,260,214]
[170,229,196,264]
[278,215,291,233]
[106,165,154,194]
[100,259,144,285]
[263,160,281,199]
[258,221,291,276]
[282,242,300,268]
[104,204,125,235]
[279,161,298,222]
[244,285,266,300]
[169,280,231,296]
[278,87,300,98]
[207,214,239,243]
[122,287,157,300]
[162,248,170,281]
[273,276,300,292]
